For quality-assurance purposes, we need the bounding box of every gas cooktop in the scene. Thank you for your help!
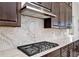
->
[17,41,59,56]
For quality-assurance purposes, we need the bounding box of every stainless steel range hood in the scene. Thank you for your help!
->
[20,2,56,19]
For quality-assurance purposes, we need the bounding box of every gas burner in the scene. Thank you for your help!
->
[17,41,59,56]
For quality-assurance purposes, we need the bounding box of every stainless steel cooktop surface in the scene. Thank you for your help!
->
[17,41,59,56]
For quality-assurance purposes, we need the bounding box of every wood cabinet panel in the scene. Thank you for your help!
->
[52,2,72,29]
[59,2,72,28]
[44,2,72,28]
[39,2,52,10]
[34,2,52,10]
[68,43,74,57]
[61,43,74,57]
[42,40,79,57]
[0,2,21,27]
[65,3,72,28]
[59,3,66,28]
[73,40,79,57]
[0,2,17,21]
[51,2,60,28]
[42,49,61,57]
[65,2,72,8]
[61,45,69,57]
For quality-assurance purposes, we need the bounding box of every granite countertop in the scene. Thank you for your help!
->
[0,37,78,57]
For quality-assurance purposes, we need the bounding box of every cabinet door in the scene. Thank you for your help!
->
[68,6,72,28]
[73,40,79,57]
[51,2,60,28]
[65,4,72,28]
[42,49,61,57]
[59,3,66,28]
[65,4,69,28]
[68,43,74,57]
[0,2,21,27]
[61,45,69,57]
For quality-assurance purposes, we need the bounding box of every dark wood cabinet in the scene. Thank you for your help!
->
[68,43,74,57]
[42,40,79,57]
[59,2,72,29]
[59,3,66,28]
[61,45,69,57]
[61,43,74,57]
[35,2,52,10]
[65,3,72,28]
[42,49,61,57]
[45,2,72,28]
[41,2,52,10]
[73,40,79,57]
[42,45,73,57]
[52,2,72,29]
[65,2,72,7]
[0,2,21,27]
[51,2,60,28]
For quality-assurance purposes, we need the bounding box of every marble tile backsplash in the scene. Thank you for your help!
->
[0,16,68,51]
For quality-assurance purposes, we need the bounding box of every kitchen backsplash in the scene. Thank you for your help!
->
[0,16,68,51]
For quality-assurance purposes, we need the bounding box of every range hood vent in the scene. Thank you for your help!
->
[20,2,56,19]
